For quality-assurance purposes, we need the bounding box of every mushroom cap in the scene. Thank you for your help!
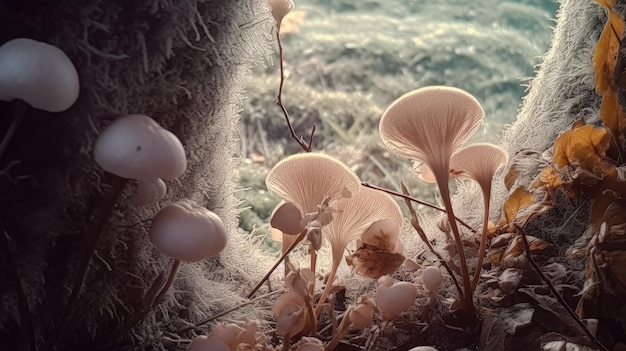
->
[272,292,306,337]
[267,0,295,28]
[270,200,304,235]
[421,266,444,292]
[349,296,376,329]
[379,86,484,176]
[149,199,227,262]
[295,337,324,351]
[131,178,167,206]
[448,143,509,189]
[0,38,79,112]
[408,347,439,351]
[323,187,403,267]
[94,114,187,181]
[265,153,361,214]
[376,276,418,320]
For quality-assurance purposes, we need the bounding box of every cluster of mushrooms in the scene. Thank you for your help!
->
[0,38,227,263]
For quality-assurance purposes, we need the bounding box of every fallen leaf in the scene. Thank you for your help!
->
[502,186,535,224]
[593,0,624,95]
[345,244,405,278]
[552,121,611,177]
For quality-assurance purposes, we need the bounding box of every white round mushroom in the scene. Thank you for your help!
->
[0,38,79,112]
[93,114,187,181]
[149,199,227,262]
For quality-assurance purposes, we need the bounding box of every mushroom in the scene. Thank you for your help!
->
[376,275,418,321]
[379,86,483,317]
[315,187,403,315]
[408,347,439,351]
[267,0,295,31]
[149,199,227,262]
[0,38,79,112]
[325,296,376,351]
[272,292,307,350]
[421,266,444,305]
[0,38,80,158]
[266,153,361,276]
[446,143,509,289]
[131,178,167,206]
[266,153,361,216]
[94,114,187,181]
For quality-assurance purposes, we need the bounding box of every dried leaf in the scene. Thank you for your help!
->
[599,88,626,135]
[552,122,611,177]
[501,235,550,267]
[502,186,535,224]
[594,0,624,94]
[345,245,405,278]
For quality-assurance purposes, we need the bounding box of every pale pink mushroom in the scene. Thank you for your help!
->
[149,199,227,262]
[376,275,418,321]
[272,292,307,338]
[94,114,186,181]
[447,143,509,289]
[315,187,403,314]
[379,86,483,316]
[266,153,361,215]
[326,296,376,351]
[187,335,229,351]
[295,337,324,351]
[131,178,167,206]
[0,38,79,112]
[267,0,295,31]
[422,266,444,292]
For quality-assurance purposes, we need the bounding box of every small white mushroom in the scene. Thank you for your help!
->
[422,266,444,292]
[0,38,79,112]
[149,199,227,262]
[131,178,167,206]
[93,114,186,181]
[376,275,418,321]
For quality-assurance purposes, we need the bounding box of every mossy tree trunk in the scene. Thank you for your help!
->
[0,1,271,350]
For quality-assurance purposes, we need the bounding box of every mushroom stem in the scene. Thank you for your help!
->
[471,189,491,291]
[309,248,317,295]
[304,293,317,335]
[314,261,339,317]
[324,307,352,351]
[247,228,307,298]
[282,335,290,351]
[0,99,28,161]
[435,175,475,321]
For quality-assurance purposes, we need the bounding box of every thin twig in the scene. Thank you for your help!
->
[247,228,308,298]
[275,30,314,152]
[1,223,37,351]
[363,182,477,234]
[400,183,464,299]
[45,177,127,351]
[174,289,286,334]
[516,224,609,351]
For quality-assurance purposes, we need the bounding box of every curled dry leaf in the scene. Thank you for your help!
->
[552,121,611,179]
[345,243,405,278]
[487,233,550,266]
[501,186,535,225]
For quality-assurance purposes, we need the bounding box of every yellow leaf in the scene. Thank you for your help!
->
[599,88,626,135]
[594,0,624,94]
[552,122,611,177]
[502,186,535,224]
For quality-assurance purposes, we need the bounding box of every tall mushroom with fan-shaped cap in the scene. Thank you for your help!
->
[448,143,509,289]
[267,0,295,32]
[314,186,403,315]
[0,38,80,158]
[266,152,361,249]
[379,86,484,320]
